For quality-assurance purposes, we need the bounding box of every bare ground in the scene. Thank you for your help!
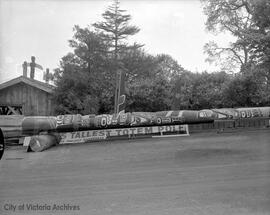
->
[0,129,270,215]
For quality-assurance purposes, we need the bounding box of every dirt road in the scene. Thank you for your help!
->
[1,129,270,214]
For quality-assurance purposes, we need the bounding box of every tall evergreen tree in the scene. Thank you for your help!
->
[93,0,141,59]
[93,0,142,113]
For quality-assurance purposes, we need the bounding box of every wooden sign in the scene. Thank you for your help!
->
[59,125,189,144]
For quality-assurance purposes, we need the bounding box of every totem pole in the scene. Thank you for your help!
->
[22,56,43,79]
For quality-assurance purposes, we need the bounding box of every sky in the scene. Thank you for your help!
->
[0,0,235,84]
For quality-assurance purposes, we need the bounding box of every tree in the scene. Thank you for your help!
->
[246,0,270,66]
[53,53,98,114]
[126,76,172,112]
[223,73,261,107]
[202,0,254,73]
[202,0,270,73]
[202,0,270,106]
[52,28,115,114]
[120,49,157,85]
[69,25,110,74]
[121,51,186,111]
[53,21,189,114]
[171,71,231,109]
[170,70,196,109]
[247,0,270,97]
[154,54,185,82]
[93,0,141,59]
[93,0,142,113]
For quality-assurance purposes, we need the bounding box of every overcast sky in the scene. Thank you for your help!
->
[0,0,234,83]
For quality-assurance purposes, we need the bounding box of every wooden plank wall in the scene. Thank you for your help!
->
[0,83,54,116]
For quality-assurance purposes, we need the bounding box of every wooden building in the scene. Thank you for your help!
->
[0,76,55,116]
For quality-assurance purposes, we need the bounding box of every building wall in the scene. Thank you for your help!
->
[0,82,54,116]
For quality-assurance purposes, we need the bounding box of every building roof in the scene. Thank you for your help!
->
[0,76,55,94]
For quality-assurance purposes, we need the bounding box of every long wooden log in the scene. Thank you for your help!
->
[21,107,270,136]
[22,117,56,135]
[22,110,214,135]
[0,115,24,139]
[0,115,24,127]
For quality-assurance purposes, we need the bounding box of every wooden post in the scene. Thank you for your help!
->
[45,68,50,83]
[22,61,28,77]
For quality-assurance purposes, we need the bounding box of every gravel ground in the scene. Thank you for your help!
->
[0,129,270,215]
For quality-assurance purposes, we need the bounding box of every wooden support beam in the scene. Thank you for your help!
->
[7,106,20,115]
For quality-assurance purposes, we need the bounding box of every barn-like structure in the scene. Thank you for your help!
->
[0,76,55,116]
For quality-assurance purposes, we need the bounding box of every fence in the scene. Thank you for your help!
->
[189,118,270,132]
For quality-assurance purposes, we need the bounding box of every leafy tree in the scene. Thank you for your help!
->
[69,25,110,73]
[122,52,186,111]
[202,0,270,73]
[126,77,172,112]
[191,72,232,109]
[246,0,270,66]
[122,51,185,83]
[53,55,98,114]
[53,22,187,114]
[120,49,157,84]
[202,0,254,73]
[154,54,185,82]
[171,71,231,109]
[223,73,261,107]
[247,0,270,98]
[53,28,115,114]
[170,70,196,109]
[202,0,270,106]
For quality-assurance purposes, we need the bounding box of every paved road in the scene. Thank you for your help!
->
[1,129,270,215]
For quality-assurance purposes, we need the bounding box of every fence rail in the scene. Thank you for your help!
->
[189,118,270,132]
